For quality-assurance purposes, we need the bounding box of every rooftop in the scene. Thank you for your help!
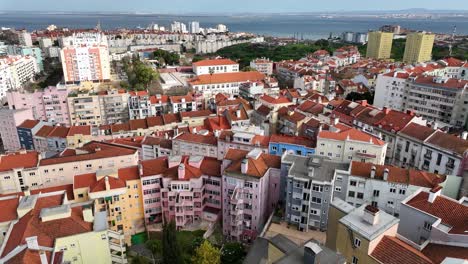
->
[189,71,264,85]
[192,58,237,67]
[283,153,349,182]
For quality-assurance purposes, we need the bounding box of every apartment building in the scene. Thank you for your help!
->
[17,119,48,150]
[366,31,393,59]
[170,94,196,113]
[189,71,265,98]
[99,89,130,124]
[250,58,273,75]
[316,124,387,165]
[373,71,414,111]
[60,44,111,83]
[217,130,270,160]
[394,123,468,178]
[66,125,93,149]
[73,166,145,245]
[0,192,120,264]
[403,32,435,64]
[326,200,400,264]
[46,125,69,152]
[0,108,34,151]
[140,156,222,230]
[172,132,218,158]
[334,161,447,217]
[7,86,71,125]
[222,149,281,242]
[269,134,315,156]
[282,153,349,231]
[0,141,138,194]
[192,59,239,76]
[141,136,172,160]
[0,55,39,98]
[404,76,468,128]
[67,91,102,126]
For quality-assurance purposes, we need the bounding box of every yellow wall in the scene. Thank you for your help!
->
[335,223,379,264]
[267,243,286,263]
[367,32,394,59]
[326,205,347,251]
[403,33,435,64]
[54,230,112,264]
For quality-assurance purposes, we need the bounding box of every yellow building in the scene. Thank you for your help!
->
[66,125,93,148]
[73,166,145,245]
[326,199,399,264]
[403,32,435,64]
[366,31,394,59]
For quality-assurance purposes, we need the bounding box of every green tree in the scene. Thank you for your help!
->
[192,240,221,264]
[146,240,162,263]
[241,66,255,72]
[221,242,245,264]
[162,220,182,264]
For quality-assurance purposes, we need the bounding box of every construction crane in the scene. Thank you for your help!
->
[448,25,457,57]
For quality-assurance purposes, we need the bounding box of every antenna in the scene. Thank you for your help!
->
[448,25,456,57]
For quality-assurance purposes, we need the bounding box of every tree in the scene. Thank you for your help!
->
[131,254,149,264]
[146,240,162,264]
[192,240,221,264]
[221,242,245,264]
[241,66,255,72]
[162,220,182,264]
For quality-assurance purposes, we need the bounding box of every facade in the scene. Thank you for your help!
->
[172,133,218,158]
[269,134,315,156]
[128,91,153,120]
[366,31,393,59]
[403,32,435,64]
[60,45,111,83]
[0,108,34,151]
[0,56,39,98]
[316,124,387,165]
[17,119,44,150]
[192,59,239,76]
[141,136,173,160]
[222,149,281,242]
[334,161,447,217]
[140,156,222,230]
[189,71,265,98]
[282,154,349,231]
[250,58,274,75]
[7,86,71,125]
[0,141,138,194]
[217,130,269,160]
[67,92,102,126]
[73,166,145,245]
[99,89,130,124]
[169,94,196,113]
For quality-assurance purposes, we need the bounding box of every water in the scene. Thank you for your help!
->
[1,13,468,39]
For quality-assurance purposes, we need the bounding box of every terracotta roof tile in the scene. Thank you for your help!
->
[193,59,237,67]
[180,109,214,118]
[129,119,148,130]
[162,113,181,124]
[189,71,264,85]
[48,126,69,138]
[0,196,19,223]
[318,126,386,146]
[371,236,433,264]
[260,95,291,105]
[270,134,315,148]
[174,133,217,146]
[375,110,417,132]
[224,149,281,178]
[18,120,40,129]
[421,243,468,263]
[426,131,468,156]
[67,125,91,136]
[34,125,55,137]
[118,166,140,181]
[399,123,435,141]
[146,116,164,127]
[0,151,39,172]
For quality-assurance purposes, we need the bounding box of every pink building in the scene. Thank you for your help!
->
[140,155,222,230]
[7,86,71,125]
[0,108,34,151]
[222,148,281,242]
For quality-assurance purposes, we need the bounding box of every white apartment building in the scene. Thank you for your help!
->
[18,31,32,46]
[333,161,448,217]
[374,71,411,111]
[59,32,108,48]
[250,58,273,75]
[170,21,188,33]
[316,124,388,165]
[0,56,38,98]
[190,21,200,34]
[60,45,111,83]
[192,59,239,76]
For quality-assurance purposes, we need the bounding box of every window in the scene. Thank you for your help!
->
[244,182,253,188]
[335,186,342,192]
[350,180,357,186]
[352,256,359,264]
[311,197,322,204]
[387,201,394,206]
[312,185,323,192]
[399,189,406,195]
[354,238,361,248]
[390,188,396,193]
[371,201,378,207]
[348,191,355,198]
[373,190,380,197]
[423,221,432,231]
[357,193,364,199]
[78,194,84,198]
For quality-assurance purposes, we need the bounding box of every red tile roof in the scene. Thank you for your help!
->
[413,76,468,89]
[170,94,194,104]
[297,100,324,115]
[34,125,54,137]
[421,243,468,263]
[162,113,181,124]
[90,176,126,193]
[18,120,40,129]
[30,184,75,201]
[270,134,315,148]
[140,156,221,180]
[193,59,237,67]
[140,157,168,177]
[0,196,19,223]
[180,109,214,118]
[260,95,291,105]
[371,236,433,264]
[111,123,130,133]
[255,105,272,116]
[399,123,435,141]
[318,126,386,146]
[174,133,217,146]
[189,71,265,85]
[204,116,231,131]
[73,173,97,189]
[0,151,39,172]
[118,166,140,181]
[374,110,417,132]
[129,119,148,130]
[67,125,91,136]
[350,161,445,188]
[406,191,468,234]
[224,149,281,178]
[48,126,70,138]
[142,136,173,149]
[146,116,164,127]
[39,141,136,166]
[426,131,468,156]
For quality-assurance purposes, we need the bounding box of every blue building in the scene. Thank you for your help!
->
[17,120,50,150]
[269,134,315,156]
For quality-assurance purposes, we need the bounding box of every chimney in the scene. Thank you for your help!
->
[23,186,31,196]
[428,186,442,203]
[370,166,376,178]
[461,131,468,140]
[431,122,438,130]
[382,107,390,115]
[105,176,110,191]
[39,250,48,264]
[178,164,185,179]
[193,127,197,134]
[83,206,94,222]
[236,110,241,118]
[383,168,389,181]
[303,242,322,264]
[241,159,248,174]
[363,205,380,225]
[360,100,368,107]
[26,236,40,250]
[333,117,339,125]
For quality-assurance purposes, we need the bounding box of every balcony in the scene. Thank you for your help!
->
[446,163,455,169]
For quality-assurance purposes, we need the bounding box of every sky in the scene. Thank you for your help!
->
[0,0,467,13]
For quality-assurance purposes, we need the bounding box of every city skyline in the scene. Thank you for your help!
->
[1,0,468,13]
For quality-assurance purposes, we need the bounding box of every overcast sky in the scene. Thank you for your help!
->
[1,0,466,13]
